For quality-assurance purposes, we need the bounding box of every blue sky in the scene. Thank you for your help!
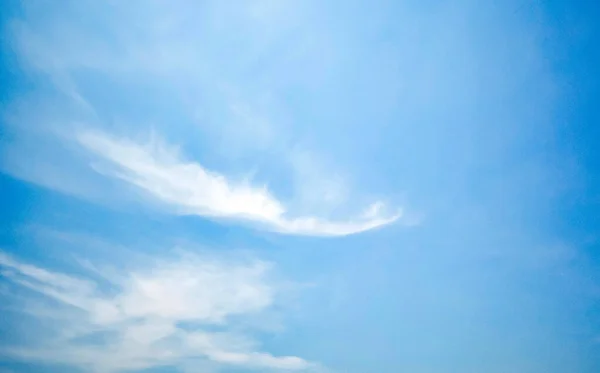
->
[1,0,599,372]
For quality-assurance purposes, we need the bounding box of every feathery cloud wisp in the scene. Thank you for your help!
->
[0,0,410,237]
[0,250,314,372]
[78,130,401,236]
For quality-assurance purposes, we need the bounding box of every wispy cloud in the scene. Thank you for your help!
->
[0,0,409,237]
[0,250,317,372]
[77,130,400,236]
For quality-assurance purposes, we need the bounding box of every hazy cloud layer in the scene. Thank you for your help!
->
[1,0,406,236]
[0,250,316,372]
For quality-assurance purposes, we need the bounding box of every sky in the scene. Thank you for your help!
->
[0,0,599,372]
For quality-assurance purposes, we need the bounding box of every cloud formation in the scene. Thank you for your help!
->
[0,250,315,372]
[0,0,408,237]
[78,130,400,236]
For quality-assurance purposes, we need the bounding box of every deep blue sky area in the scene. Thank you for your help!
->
[1,1,600,373]
[545,0,600,240]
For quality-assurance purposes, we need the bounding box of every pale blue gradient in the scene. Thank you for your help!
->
[1,1,599,372]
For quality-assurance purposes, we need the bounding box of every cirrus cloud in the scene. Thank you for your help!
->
[77,130,401,236]
[0,250,318,373]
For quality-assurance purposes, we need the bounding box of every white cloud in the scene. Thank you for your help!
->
[0,250,316,373]
[78,130,401,236]
[1,0,411,237]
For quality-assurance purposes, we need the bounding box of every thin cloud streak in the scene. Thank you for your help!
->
[78,130,401,236]
[0,250,316,372]
[1,0,411,237]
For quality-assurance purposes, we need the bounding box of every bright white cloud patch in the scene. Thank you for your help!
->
[0,0,410,237]
[78,131,401,236]
[0,251,316,373]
